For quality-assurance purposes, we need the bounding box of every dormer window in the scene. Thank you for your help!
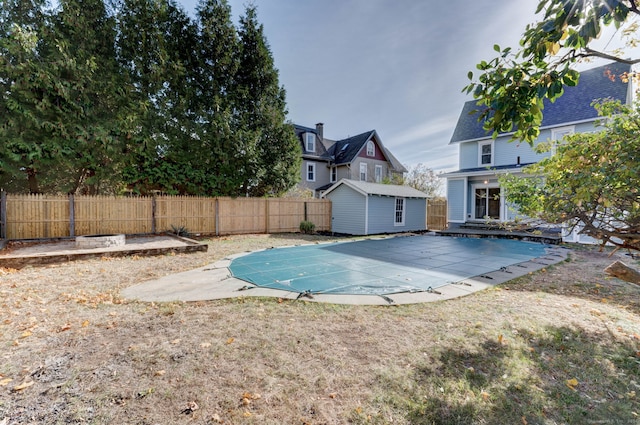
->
[366,140,375,156]
[305,133,316,152]
[478,141,493,166]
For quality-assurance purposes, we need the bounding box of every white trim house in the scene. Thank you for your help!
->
[442,62,633,226]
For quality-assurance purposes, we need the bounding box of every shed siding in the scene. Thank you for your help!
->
[366,196,426,234]
[326,185,366,235]
[405,198,427,231]
[367,196,394,234]
[447,179,466,222]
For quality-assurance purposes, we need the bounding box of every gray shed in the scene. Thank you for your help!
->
[322,179,429,235]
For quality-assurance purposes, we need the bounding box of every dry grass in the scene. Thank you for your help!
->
[1,234,639,424]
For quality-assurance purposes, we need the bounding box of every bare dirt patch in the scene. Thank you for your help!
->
[1,235,639,424]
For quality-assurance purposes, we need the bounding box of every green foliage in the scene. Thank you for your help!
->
[0,0,300,196]
[465,0,640,143]
[299,220,315,234]
[500,100,640,251]
[169,224,191,237]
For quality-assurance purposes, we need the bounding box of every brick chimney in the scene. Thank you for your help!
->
[315,123,324,141]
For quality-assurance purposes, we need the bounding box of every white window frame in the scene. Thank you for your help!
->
[478,141,494,166]
[359,163,368,181]
[394,197,405,226]
[305,133,316,152]
[366,140,375,156]
[374,165,383,183]
[306,162,316,182]
[330,166,337,183]
[551,125,574,155]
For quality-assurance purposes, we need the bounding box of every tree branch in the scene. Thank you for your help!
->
[582,47,640,64]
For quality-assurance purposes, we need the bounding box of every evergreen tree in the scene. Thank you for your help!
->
[233,6,300,197]
[194,0,240,196]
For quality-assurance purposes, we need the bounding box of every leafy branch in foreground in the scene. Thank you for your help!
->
[500,100,640,257]
[465,0,640,143]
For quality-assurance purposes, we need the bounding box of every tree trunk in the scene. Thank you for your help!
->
[604,261,640,285]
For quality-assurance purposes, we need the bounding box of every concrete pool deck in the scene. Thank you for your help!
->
[122,236,570,305]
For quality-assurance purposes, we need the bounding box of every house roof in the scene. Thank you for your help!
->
[450,61,631,144]
[326,130,408,173]
[322,179,429,198]
[440,162,536,178]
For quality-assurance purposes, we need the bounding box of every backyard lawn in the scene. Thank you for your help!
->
[1,234,639,424]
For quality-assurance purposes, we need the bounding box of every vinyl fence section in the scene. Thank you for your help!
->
[427,199,448,231]
[0,192,332,240]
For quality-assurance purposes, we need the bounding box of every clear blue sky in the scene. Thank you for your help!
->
[178,0,541,172]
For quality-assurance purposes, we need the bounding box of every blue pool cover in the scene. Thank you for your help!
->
[229,235,549,296]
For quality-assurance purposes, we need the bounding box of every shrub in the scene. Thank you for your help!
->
[169,224,191,237]
[299,221,315,234]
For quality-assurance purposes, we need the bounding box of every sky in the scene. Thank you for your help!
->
[176,0,543,172]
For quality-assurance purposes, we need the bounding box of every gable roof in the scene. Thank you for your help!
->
[326,130,408,173]
[322,179,429,199]
[450,61,631,144]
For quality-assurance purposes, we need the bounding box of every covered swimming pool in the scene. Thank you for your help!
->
[228,235,550,297]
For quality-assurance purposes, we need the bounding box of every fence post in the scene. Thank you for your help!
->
[0,190,6,239]
[151,195,157,234]
[215,198,219,236]
[265,198,269,234]
[69,194,75,237]
[304,201,308,222]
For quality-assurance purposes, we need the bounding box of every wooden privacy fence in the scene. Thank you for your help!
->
[0,192,331,240]
[427,198,447,231]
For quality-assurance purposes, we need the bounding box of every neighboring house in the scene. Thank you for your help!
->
[322,179,429,235]
[294,123,407,197]
[442,61,632,227]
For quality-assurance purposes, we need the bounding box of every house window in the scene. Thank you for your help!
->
[306,162,316,181]
[330,166,337,183]
[359,163,367,181]
[305,133,316,152]
[551,126,574,155]
[375,165,383,183]
[394,198,405,225]
[366,140,375,156]
[479,141,493,166]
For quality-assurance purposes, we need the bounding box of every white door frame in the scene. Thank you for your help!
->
[470,182,504,221]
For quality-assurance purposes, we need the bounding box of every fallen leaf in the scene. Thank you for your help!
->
[566,378,579,391]
[154,370,166,376]
[481,391,490,400]
[81,320,90,327]
[59,324,71,332]
[12,380,34,391]
[497,334,504,345]
[226,337,234,345]
[20,330,32,338]
[171,339,181,345]
[0,378,13,386]
[328,392,338,399]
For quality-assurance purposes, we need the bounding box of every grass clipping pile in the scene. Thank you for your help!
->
[1,234,640,424]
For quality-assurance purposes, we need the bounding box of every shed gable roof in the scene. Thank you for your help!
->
[322,179,429,198]
[450,61,631,144]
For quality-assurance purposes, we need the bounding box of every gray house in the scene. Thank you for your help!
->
[442,61,632,226]
[294,124,407,197]
[322,179,429,235]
